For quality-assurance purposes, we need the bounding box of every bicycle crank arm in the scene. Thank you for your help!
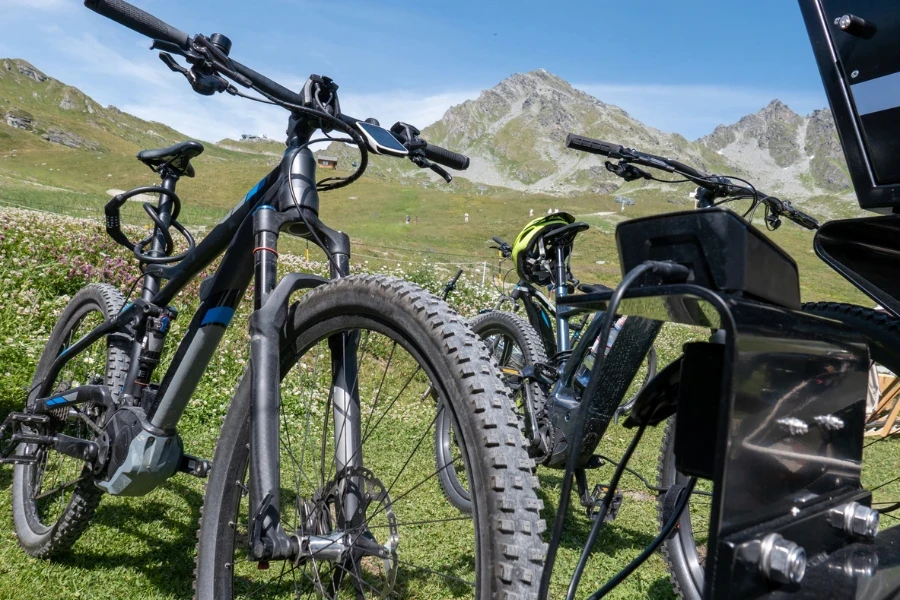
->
[0,419,98,465]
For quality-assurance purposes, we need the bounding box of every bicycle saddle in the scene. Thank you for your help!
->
[137,140,204,178]
[541,222,589,248]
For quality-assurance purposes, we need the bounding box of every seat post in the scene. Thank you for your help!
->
[553,244,571,352]
[140,171,178,301]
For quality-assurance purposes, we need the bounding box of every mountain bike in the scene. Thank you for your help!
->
[0,2,546,598]
[434,216,658,514]
[551,134,899,600]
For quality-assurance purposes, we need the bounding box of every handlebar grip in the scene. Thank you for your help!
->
[565,134,625,158]
[423,143,469,171]
[84,0,190,49]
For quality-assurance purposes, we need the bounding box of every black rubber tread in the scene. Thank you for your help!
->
[11,283,131,557]
[468,310,549,419]
[437,310,548,514]
[656,418,701,600]
[801,302,900,373]
[193,275,546,600]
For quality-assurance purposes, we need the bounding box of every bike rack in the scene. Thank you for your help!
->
[561,284,878,599]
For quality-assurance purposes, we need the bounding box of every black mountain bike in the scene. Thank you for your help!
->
[0,2,546,599]
[435,226,658,514]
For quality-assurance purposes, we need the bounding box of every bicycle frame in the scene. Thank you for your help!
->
[490,245,660,470]
[32,122,355,561]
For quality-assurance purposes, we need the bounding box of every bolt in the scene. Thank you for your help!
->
[830,502,879,539]
[814,414,845,431]
[851,70,859,78]
[759,533,807,585]
[777,417,808,436]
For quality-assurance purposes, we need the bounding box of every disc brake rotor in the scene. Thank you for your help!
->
[295,465,398,598]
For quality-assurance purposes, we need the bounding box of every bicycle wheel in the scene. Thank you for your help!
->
[656,418,710,600]
[11,283,131,557]
[435,310,547,514]
[194,276,545,600]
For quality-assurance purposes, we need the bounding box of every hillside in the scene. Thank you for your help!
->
[700,99,852,197]
[420,69,730,194]
[0,57,871,304]
[0,58,278,215]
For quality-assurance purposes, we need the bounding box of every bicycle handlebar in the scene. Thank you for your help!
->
[84,0,307,106]
[83,0,470,172]
[566,132,819,230]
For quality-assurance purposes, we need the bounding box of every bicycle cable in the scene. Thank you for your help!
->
[538,261,657,597]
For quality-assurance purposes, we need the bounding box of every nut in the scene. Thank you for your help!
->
[831,502,879,539]
[759,533,807,584]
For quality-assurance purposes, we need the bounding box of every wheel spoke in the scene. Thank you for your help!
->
[33,474,88,501]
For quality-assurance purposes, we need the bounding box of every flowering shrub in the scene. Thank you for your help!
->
[0,207,506,423]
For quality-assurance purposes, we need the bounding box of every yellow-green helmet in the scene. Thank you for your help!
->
[512,212,575,285]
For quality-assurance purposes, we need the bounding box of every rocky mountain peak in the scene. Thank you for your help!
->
[2,59,49,83]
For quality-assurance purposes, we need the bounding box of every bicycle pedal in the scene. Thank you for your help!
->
[587,484,623,522]
[0,412,52,465]
[178,453,211,478]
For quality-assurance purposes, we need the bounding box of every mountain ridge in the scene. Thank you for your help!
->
[420,69,852,201]
[0,58,854,209]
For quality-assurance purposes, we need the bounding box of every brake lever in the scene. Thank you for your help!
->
[605,160,651,182]
[159,52,189,76]
[429,162,452,183]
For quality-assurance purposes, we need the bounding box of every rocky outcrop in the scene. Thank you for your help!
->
[699,101,852,196]
[59,92,78,110]
[3,59,49,83]
[4,108,33,130]
[41,127,99,150]
[421,69,700,193]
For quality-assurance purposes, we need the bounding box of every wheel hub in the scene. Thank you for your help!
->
[292,465,398,595]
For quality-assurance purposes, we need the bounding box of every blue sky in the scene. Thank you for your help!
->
[0,0,828,143]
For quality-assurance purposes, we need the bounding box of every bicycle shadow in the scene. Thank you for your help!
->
[55,478,203,598]
[535,471,659,554]
[52,478,475,599]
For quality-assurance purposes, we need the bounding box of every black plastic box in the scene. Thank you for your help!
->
[615,209,801,309]
[799,1,900,212]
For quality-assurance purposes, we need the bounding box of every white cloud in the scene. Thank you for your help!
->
[337,89,478,131]
[33,24,477,143]
[574,82,827,139]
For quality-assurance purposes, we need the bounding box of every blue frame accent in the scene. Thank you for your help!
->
[45,396,66,406]
[243,177,267,203]
[200,306,235,327]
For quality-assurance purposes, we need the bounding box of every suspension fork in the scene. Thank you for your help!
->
[247,201,359,560]
[247,205,295,560]
[322,252,365,528]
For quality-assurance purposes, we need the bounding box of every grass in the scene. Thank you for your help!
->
[1,206,899,600]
